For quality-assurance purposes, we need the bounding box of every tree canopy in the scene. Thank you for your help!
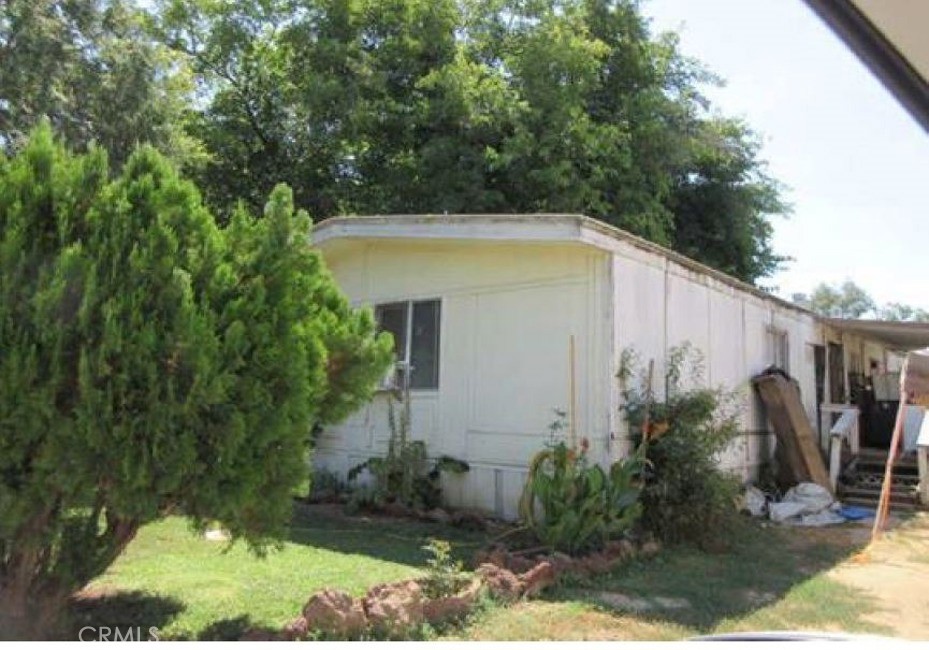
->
[1,0,791,283]
[792,280,929,322]
[149,0,788,284]
[0,0,202,169]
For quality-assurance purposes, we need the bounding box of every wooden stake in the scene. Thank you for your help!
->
[642,359,655,442]
[569,335,577,449]
[871,391,908,541]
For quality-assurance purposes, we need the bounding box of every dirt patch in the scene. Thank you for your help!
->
[596,592,691,613]
[741,589,777,607]
[825,514,929,640]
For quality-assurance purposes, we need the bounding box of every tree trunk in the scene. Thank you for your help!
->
[0,514,140,640]
[0,583,68,640]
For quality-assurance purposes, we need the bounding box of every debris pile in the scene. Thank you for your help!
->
[741,482,867,527]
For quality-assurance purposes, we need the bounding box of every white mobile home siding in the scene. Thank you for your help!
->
[313,215,833,518]
[315,238,613,519]
[611,239,820,479]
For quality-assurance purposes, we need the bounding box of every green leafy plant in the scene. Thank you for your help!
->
[619,344,743,548]
[421,538,468,599]
[348,385,469,511]
[308,469,349,503]
[518,432,646,555]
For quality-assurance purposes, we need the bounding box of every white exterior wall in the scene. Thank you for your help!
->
[315,238,613,519]
[610,241,820,480]
[313,215,926,518]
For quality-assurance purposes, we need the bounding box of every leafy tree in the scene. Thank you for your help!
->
[792,281,929,322]
[0,124,392,638]
[669,118,790,282]
[878,302,929,323]
[0,0,201,169]
[153,0,788,283]
[792,281,875,319]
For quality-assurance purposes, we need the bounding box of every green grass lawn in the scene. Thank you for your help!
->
[69,504,911,641]
[449,522,890,640]
[69,503,487,640]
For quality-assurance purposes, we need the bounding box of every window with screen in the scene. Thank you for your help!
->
[374,299,441,390]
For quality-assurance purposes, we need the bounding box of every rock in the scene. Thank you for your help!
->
[575,552,613,576]
[302,588,367,638]
[603,539,635,561]
[505,554,537,574]
[422,579,484,624]
[281,616,308,641]
[204,528,230,542]
[639,540,662,557]
[518,561,556,598]
[363,579,424,637]
[423,508,452,525]
[450,509,487,531]
[473,545,507,568]
[381,502,413,519]
[476,563,522,602]
[547,552,574,575]
[597,592,653,613]
[653,596,691,609]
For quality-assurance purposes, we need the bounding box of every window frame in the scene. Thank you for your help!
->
[767,326,790,373]
[374,298,441,391]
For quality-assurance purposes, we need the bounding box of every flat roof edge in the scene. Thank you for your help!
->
[313,213,814,318]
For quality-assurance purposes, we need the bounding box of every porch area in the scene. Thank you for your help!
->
[816,319,929,511]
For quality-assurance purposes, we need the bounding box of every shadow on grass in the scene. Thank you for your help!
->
[67,593,279,641]
[195,615,280,640]
[64,590,185,641]
[542,521,888,635]
[286,501,490,568]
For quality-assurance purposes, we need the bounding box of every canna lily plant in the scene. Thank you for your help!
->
[518,439,647,555]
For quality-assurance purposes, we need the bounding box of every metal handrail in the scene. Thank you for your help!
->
[826,406,859,492]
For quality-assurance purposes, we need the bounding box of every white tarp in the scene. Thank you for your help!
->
[768,482,843,526]
[742,486,768,517]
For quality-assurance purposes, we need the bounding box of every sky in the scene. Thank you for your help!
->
[641,0,929,310]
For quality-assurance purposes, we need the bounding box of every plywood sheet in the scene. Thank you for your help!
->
[753,373,833,493]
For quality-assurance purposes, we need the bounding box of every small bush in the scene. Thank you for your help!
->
[347,385,468,512]
[420,538,468,599]
[619,344,743,548]
[308,469,349,503]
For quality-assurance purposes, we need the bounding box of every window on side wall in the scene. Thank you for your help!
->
[374,299,441,390]
[768,327,789,373]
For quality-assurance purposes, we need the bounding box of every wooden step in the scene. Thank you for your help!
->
[841,485,917,501]
[842,496,917,511]
[856,449,920,471]
[853,470,919,483]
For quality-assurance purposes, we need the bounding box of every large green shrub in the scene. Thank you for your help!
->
[619,345,742,548]
[0,124,392,637]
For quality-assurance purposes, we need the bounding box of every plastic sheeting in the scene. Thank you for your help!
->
[742,486,768,517]
[767,482,845,526]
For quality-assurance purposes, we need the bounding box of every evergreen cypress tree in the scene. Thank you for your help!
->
[0,124,392,637]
